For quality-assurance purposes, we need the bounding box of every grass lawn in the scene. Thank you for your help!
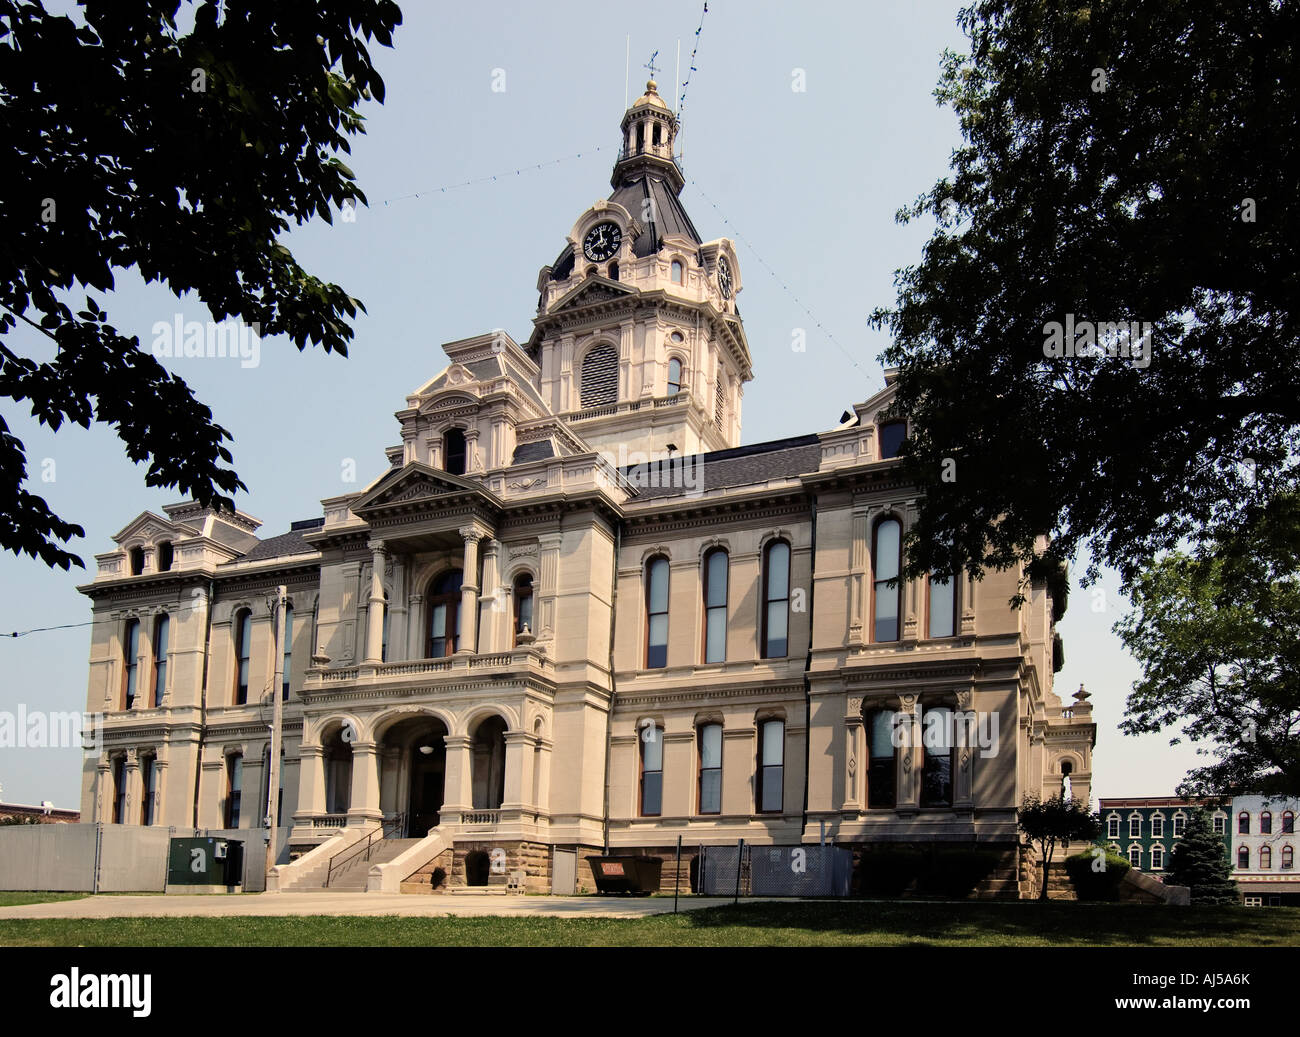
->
[0,892,87,908]
[0,900,1297,946]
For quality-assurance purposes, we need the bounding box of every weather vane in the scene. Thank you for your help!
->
[643,50,660,79]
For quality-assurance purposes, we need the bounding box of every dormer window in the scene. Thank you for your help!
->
[879,421,907,460]
[129,546,145,576]
[444,428,467,475]
[671,260,683,284]
[156,541,173,572]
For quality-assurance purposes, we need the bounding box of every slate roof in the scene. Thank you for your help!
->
[627,434,822,501]
[232,519,323,563]
[511,441,555,465]
[608,172,703,258]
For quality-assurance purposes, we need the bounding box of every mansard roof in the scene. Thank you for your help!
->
[629,434,823,501]
[607,171,702,258]
[232,519,324,564]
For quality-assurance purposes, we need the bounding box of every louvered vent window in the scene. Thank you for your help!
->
[715,376,727,431]
[581,344,618,408]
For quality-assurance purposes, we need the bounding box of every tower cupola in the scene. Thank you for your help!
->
[613,80,683,194]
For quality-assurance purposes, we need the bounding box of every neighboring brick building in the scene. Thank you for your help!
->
[0,800,80,824]
[1230,794,1300,906]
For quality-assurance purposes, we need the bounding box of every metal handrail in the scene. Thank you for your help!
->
[382,812,407,838]
[324,824,382,887]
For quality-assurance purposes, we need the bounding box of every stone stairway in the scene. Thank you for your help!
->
[285,838,422,893]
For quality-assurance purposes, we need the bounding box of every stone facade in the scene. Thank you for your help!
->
[77,82,1094,897]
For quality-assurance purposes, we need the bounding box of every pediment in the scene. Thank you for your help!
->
[350,463,502,514]
[112,511,182,546]
[550,276,636,313]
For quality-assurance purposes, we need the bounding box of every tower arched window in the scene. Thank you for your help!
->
[667,357,683,395]
[122,618,140,710]
[703,547,728,663]
[873,517,902,642]
[645,556,670,668]
[151,614,169,708]
[443,428,467,475]
[427,570,464,658]
[513,573,534,644]
[671,259,684,284]
[762,540,791,658]
[608,261,619,281]
[580,343,618,408]
[233,609,252,705]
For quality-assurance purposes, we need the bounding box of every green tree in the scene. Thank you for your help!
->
[1018,794,1100,900]
[869,0,1299,596]
[1,0,402,570]
[1116,494,1300,798]
[1165,808,1238,905]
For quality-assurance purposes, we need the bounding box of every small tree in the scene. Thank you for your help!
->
[1166,808,1239,905]
[1019,794,1101,900]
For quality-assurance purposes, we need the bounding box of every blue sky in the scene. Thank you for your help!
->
[0,0,1202,807]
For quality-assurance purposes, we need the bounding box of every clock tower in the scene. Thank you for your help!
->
[527,79,753,461]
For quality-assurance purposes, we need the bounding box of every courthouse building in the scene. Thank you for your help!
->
[78,81,1095,895]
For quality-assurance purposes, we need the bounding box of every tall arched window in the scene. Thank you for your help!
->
[873,518,902,642]
[920,703,954,807]
[580,343,618,408]
[645,556,669,668]
[427,570,464,658]
[866,708,897,809]
[151,614,169,708]
[667,357,683,394]
[233,609,252,705]
[1283,846,1294,870]
[225,753,243,828]
[640,722,663,816]
[703,548,728,663]
[1239,811,1251,834]
[281,604,294,700]
[513,573,534,644]
[122,618,140,710]
[471,716,508,810]
[757,718,785,813]
[1283,811,1295,834]
[1238,845,1250,869]
[443,428,467,475]
[1260,845,1272,869]
[1261,811,1273,834]
[762,540,790,658]
[140,753,157,825]
[698,722,722,815]
[878,420,907,459]
[670,259,684,284]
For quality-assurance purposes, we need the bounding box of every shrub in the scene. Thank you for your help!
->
[1064,845,1131,900]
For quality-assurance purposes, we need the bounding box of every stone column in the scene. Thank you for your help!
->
[478,539,503,653]
[502,730,532,812]
[844,702,863,811]
[124,749,140,824]
[347,741,382,823]
[442,734,472,821]
[364,540,387,664]
[95,756,111,822]
[406,594,424,659]
[295,745,326,818]
[152,758,169,826]
[457,528,483,654]
[896,694,921,812]
[200,755,224,828]
[465,428,482,473]
[243,751,268,828]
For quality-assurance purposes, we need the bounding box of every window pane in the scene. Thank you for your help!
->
[700,724,722,767]
[766,542,790,599]
[875,520,900,581]
[647,615,668,668]
[642,727,663,771]
[647,558,669,612]
[761,721,784,766]
[761,765,783,812]
[431,604,446,639]
[874,592,899,642]
[929,575,955,637]
[641,772,662,815]
[879,422,906,459]
[705,608,727,662]
[765,603,788,657]
[706,551,728,607]
[869,711,897,758]
[700,769,721,814]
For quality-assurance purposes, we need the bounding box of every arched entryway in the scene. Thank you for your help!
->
[471,714,507,810]
[378,715,448,837]
[322,725,353,816]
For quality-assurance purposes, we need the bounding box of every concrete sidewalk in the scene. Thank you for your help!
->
[0,892,747,920]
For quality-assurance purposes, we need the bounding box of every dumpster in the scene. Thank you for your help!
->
[166,837,244,892]
[586,855,663,895]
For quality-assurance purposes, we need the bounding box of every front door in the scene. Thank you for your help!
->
[408,741,446,837]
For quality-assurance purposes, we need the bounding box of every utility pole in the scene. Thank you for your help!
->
[265,584,287,879]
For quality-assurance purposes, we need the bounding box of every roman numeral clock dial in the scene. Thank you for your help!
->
[583,221,622,262]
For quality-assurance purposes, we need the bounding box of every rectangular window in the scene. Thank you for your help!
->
[1151,846,1164,870]
[757,719,784,813]
[1129,817,1141,838]
[225,755,243,828]
[1173,814,1186,836]
[1128,846,1142,868]
[1151,816,1164,838]
[920,704,953,807]
[698,723,722,815]
[867,711,897,809]
[1213,815,1226,836]
[640,725,663,816]
[1107,817,1120,839]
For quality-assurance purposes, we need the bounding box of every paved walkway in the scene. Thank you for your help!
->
[0,892,749,920]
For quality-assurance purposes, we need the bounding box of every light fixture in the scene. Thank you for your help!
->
[418,745,434,756]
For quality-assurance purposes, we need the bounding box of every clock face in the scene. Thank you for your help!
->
[718,256,734,299]
[583,221,623,262]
